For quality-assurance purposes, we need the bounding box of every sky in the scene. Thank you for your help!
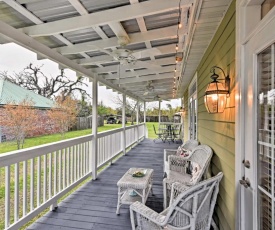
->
[0,43,181,109]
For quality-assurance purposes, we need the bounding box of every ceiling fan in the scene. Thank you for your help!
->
[143,81,167,96]
[90,36,162,70]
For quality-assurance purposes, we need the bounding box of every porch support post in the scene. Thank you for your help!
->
[122,93,126,155]
[92,75,98,180]
[136,100,140,143]
[158,100,161,123]
[144,101,146,138]
[181,100,184,141]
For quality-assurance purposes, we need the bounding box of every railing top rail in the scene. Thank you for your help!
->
[125,123,145,131]
[0,123,146,167]
[97,127,124,138]
[0,134,94,168]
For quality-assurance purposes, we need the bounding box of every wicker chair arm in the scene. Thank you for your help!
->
[169,182,190,205]
[130,201,166,225]
[164,149,178,161]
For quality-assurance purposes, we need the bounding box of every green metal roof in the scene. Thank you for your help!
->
[0,79,54,109]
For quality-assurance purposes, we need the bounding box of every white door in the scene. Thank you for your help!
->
[239,9,275,230]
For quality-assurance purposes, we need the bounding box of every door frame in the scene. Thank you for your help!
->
[236,1,275,229]
[188,73,197,140]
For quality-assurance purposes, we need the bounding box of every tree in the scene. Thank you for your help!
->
[113,96,143,124]
[47,96,77,137]
[98,101,108,116]
[0,63,91,99]
[0,98,39,149]
[77,95,92,117]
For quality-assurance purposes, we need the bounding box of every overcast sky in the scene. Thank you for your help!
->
[0,43,180,109]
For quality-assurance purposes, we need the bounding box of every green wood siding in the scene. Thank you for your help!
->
[183,1,236,229]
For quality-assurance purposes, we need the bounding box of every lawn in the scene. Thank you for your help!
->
[0,122,159,154]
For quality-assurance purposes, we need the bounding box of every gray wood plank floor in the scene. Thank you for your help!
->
[27,138,180,230]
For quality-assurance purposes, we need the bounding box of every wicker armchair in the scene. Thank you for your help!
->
[163,145,213,208]
[163,140,199,174]
[130,172,223,230]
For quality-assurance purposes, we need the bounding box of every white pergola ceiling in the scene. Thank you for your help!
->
[0,0,232,102]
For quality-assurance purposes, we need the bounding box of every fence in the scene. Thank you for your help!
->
[0,123,145,230]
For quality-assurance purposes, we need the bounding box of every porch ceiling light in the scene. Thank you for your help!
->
[204,66,230,113]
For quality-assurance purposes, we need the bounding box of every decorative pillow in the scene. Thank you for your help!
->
[176,146,190,157]
[190,162,201,183]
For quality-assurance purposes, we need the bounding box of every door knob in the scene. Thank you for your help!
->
[239,177,250,188]
[242,160,250,168]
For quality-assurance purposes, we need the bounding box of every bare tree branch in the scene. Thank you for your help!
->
[0,64,91,99]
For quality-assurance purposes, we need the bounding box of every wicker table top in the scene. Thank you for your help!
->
[117,168,153,190]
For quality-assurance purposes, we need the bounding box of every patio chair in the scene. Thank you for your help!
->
[163,140,199,174]
[153,124,164,143]
[163,145,213,208]
[130,172,223,230]
[172,124,182,143]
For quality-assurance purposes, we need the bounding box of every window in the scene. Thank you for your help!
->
[257,44,275,229]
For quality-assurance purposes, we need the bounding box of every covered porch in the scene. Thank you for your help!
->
[27,139,177,230]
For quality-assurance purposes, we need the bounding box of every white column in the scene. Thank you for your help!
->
[122,93,126,155]
[180,102,184,142]
[158,100,161,123]
[92,76,98,180]
[144,101,146,138]
[136,101,140,143]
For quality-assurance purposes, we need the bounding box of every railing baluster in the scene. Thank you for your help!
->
[5,165,10,229]
[80,143,83,177]
[63,149,66,189]
[54,151,57,196]
[30,158,34,211]
[37,156,41,206]
[83,142,87,175]
[14,163,19,221]
[77,144,80,179]
[66,147,70,186]
[58,150,61,192]
[49,153,52,199]
[70,147,73,183]
[43,155,47,203]
[23,160,28,216]
[74,145,77,181]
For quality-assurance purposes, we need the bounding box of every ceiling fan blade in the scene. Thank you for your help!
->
[132,48,161,59]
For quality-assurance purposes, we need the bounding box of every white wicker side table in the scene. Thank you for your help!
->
[116,168,153,215]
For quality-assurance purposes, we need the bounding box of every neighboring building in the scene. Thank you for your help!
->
[0,79,54,142]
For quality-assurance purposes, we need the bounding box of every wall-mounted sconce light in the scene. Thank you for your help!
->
[204,66,230,113]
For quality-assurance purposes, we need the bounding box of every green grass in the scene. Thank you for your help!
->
[146,122,158,139]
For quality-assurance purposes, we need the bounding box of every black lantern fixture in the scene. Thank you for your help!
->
[204,66,230,113]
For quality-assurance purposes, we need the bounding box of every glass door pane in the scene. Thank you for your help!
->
[257,44,275,230]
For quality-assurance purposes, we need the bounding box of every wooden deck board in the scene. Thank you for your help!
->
[27,139,180,230]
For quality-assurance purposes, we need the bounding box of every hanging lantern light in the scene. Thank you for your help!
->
[204,66,230,113]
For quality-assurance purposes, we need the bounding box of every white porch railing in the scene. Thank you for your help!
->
[0,123,146,230]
